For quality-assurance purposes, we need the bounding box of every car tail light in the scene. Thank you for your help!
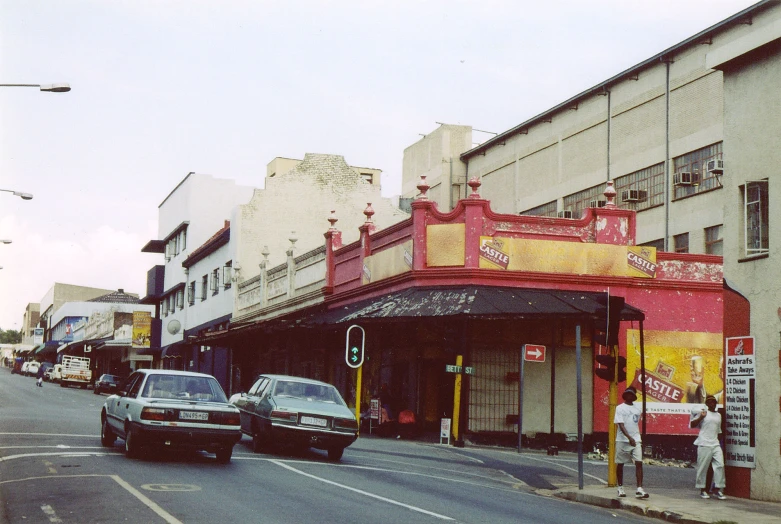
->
[333,418,358,430]
[219,412,241,426]
[141,407,167,421]
[270,410,298,422]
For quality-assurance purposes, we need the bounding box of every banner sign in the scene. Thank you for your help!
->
[132,311,152,348]
[724,336,756,468]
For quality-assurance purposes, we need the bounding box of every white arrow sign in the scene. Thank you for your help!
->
[523,344,546,362]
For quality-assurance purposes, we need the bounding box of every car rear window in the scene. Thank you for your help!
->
[273,380,344,405]
[141,375,228,403]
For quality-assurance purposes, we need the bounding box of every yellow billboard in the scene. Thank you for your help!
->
[132,311,152,349]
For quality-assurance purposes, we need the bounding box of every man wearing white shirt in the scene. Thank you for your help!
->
[690,394,726,499]
[614,386,649,499]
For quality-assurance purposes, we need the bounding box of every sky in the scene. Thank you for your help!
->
[0,0,760,330]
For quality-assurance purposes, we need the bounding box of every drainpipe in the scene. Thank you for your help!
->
[664,58,672,252]
[607,89,612,181]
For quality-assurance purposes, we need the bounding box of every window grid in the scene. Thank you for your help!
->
[614,162,665,210]
[520,200,557,218]
[563,184,606,218]
[212,268,220,295]
[673,142,723,200]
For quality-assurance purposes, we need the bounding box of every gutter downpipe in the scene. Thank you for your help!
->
[607,89,612,181]
[664,58,672,252]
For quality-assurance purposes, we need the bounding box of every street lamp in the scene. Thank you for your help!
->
[1,240,11,244]
[0,189,33,200]
[0,83,71,93]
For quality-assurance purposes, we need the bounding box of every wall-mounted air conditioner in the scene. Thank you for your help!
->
[621,189,648,202]
[706,159,724,175]
[589,200,606,208]
[673,171,698,186]
[557,210,573,219]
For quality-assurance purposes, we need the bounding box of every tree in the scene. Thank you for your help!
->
[0,328,22,344]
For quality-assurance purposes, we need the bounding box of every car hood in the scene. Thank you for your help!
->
[271,397,355,419]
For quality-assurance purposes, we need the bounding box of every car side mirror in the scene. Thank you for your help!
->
[118,390,127,397]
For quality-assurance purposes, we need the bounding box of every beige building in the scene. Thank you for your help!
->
[400,0,780,502]
[707,6,781,502]
[20,302,40,345]
[38,283,118,337]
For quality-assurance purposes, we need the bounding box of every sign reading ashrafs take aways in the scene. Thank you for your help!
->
[724,336,756,468]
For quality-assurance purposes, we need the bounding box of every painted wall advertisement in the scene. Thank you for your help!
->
[625,330,723,422]
[724,336,756,468]
[132,311,152,349]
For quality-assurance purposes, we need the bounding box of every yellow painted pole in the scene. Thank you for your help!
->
[452,355,463,443]
[607,347,618,486]
[355,365,363,431]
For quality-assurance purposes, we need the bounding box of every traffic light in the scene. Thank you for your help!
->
[594,354,628,383]
[345,325,365,369]
[594,294,625,347]
[617,355,627,383]
[595,354,615,382]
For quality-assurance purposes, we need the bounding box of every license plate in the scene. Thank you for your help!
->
[179,411,208,421]
[300,416,327,427]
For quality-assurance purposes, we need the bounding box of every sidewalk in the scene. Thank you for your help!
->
[552,484,781,524]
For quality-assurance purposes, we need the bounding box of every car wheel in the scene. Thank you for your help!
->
[60,381,66,388]
[215,446,233,463]
[327,447,345,461]
[101,418,116,447]
[93,387,100,395]
[125,426,140,459]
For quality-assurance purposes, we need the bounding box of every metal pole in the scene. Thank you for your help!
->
[640,320,647,439]
[518,349,525,453]
[664,59,671,252]
[576,324,584,489]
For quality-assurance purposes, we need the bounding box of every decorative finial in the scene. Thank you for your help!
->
[416,175,430,200]
[604,181,617,207]
[289,231,298,247]
[468,176,481,198]
[261,246,270,262]
[364,203,375,223]
[328,210,338,230]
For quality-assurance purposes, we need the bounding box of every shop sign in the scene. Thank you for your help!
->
[724,336,756,469]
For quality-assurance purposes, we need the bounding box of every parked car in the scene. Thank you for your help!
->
[50,364,63,383]
[93,374,122,395]
[230,374,358,460]
[24,361,40,377]
[100,369,241,462]
[11,357,24,374]
[40,362,54,381]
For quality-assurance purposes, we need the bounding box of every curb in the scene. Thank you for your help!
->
[553,490,705,524]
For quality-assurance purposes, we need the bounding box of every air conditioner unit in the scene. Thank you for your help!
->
[673,171,696,186]
[589,199,606,208]
[557,210,573,219]
[621,189,648,203]
[706,159,724,175]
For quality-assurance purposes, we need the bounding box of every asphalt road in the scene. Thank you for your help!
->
[1,368,693,523]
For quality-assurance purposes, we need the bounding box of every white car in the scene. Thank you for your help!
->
[100,369,241,462]
[24,361,40,377]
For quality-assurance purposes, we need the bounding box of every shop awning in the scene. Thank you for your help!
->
[304,286,645,325]
[33,341,62,357]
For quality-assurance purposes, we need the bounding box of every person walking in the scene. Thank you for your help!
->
[36,363,45,387]
[691,395,727,499]
[614,386,649,499]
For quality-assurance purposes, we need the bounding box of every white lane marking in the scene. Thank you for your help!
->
[41,504,63,523]
[510,454,607,485]
[0,433,97,437]
[0,446,105,450]
[429,446,484,463]
[0,452,120,463]
[0,474,182,524]
[270,459,454,521]
[110,475,183,524]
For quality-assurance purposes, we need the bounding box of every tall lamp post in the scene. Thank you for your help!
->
[0,189,33,200]
[0,83,71,93]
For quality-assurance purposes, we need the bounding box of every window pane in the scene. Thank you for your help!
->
[745,181,769,255]
[705,225,723,256]
[674,233,689,253]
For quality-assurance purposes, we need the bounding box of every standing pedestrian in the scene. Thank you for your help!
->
[36,363,45,387]
[691,395,726,499]
[614,386,649,499]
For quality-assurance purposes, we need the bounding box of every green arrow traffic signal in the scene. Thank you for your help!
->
[345,326,365,368]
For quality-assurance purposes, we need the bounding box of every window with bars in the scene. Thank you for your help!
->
[520,200,557,218]
[614,162,665,210]
[187,281,196,306]
[201,275,208,301]
[211,268,220,295]
[674,233,689,253]
[705,225,723,255]
[672,142,723,200]
[743,180,769,257]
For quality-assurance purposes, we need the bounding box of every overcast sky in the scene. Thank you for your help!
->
[0,0,759,330]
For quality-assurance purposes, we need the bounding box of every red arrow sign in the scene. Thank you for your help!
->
[524,344,546,362]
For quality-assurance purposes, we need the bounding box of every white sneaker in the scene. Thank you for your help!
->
[713,490,727,500]
[617,486,626,497]
[700,490,710,499]
[635,487,649,499]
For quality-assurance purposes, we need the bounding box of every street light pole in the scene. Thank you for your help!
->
[0,83,71,93]
[0,189,33,200]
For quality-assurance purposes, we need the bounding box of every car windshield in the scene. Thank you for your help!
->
[103,375,119,382]
[272,380,344,404]
[141,375,228,403]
